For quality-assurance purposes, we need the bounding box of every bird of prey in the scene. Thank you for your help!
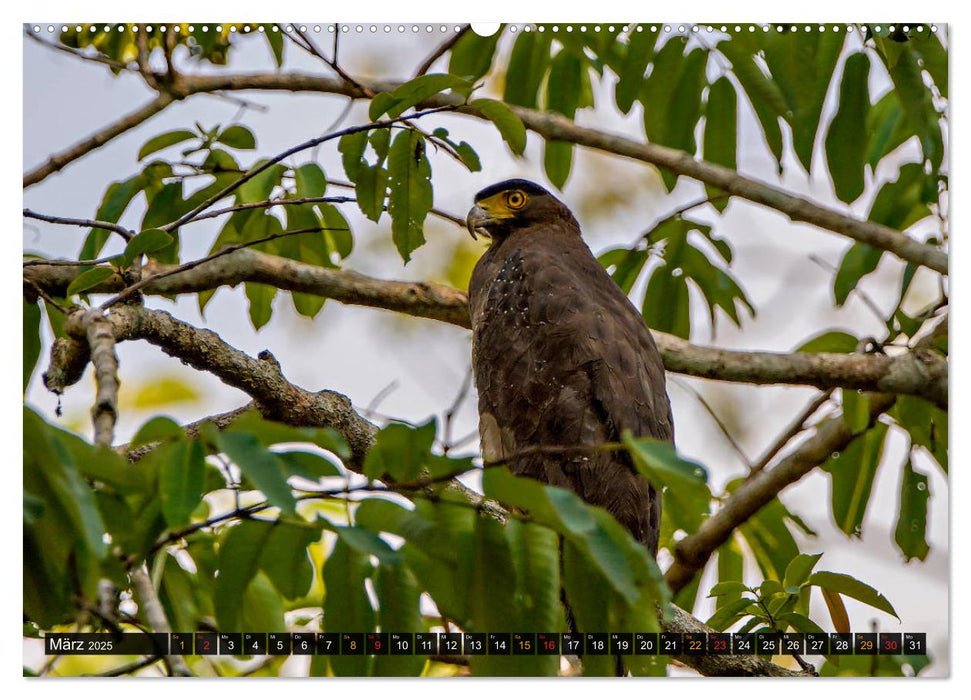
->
[466,179,674,556]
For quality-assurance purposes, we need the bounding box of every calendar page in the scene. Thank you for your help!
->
[22,17,948,680]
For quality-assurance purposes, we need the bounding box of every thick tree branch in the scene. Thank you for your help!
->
[27,252,947,407]
[175,72,947,275]
[23,94,176,188]
[62,305,377,465]
[664,394,897,594]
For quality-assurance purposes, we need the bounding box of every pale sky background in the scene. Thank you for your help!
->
[22,22,948,676]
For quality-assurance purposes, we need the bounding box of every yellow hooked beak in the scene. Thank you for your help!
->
[465,201,513,240]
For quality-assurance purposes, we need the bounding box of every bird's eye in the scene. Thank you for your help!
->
[506,190,527,209]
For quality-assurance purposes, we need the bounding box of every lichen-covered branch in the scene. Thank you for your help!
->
[28,252,947,407]
[664,393,897,594]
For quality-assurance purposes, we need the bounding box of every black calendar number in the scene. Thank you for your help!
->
[903,633,926,655]
[660,632,682,655]
[806,633,828,655]
[879,633,902,655]
[488,633,511,655]
[732,633,754,655]
[195,633,217,655]
[610,633,633,655]
[415,633,438,655]
[562,633,582,654]
[855,633,877,655]
[782,633,805,655]
[464,633,486,655]
[365,632,388,655]
[756,632,780,655]
[584,633,608,655]
[708,633,731,655]
[635,633,658,655]
[683,633,706,656]
[244,633,266,655]
[537,633,560,655]
[170,632,192,655]
[390,633,413,655]
[830,633,853,655]
[341,633,364,655]
[316,633,339,655]
[513,633,535,655]
[218,633,241,656]
[268,633,291,656]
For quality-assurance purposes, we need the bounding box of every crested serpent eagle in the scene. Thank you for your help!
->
[466,179,674,557]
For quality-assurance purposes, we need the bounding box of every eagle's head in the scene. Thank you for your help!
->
[466,179,578,240]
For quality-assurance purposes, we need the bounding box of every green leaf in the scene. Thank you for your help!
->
[244,282,276,330]
[335,525,402,565]
[822,422,889,537]
[218,431,297,515]
[338,131,368,182]
[23,300,41,392]
[796,330,859,353]
[783,553,823,591]
[641,38,685,146]
[363,419,437,482]
[826,53,871,203]
[615,28,657,113]
[216,124,256,150]
[138,129,198,160]
[238,161,285,203]
[708,581,751,598]
[885,44,943,170]
[868,162,933,230]
[866,92,910,168]
[833,242,883,306]
[913,32,948,98]
[294,163,327,198]
[323,538,375,676]
[599,246,648,295]
[624,436,710,532]
[894,458,930,561]
[543,141,573,190]
[275,450,341,480]
[387,130,433,262]
[66,267,115,296]
[262,24,284,66]
[842,390,871,433]
[122,228,174,264]
[214,520,275,631]
[809,570,898,619]
[642,264,691,339]
[132,415,185,445]
[159,439,206,527]
[717,37,785,166]
[503,32,552,108]
[890,396,947,474]
[371,563,424,676]
[448,29,502,82]
[471,98,527,155]
[706,597,757,632]
[260,521,319,599]
[369,74,471,120]
[703,77,737,210]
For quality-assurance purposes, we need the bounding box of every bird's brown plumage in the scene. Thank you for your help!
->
[467,179,673,556]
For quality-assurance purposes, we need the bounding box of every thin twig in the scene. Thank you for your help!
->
[187,196,355,222]
[129,567,192,676]
[413,24,472,78]
[94,655,163,677]
[84,310,120,446]
[442,369,473,455]
[669,376,752,469]
[24,29,129,72]
[749,390,834,475]
[24,208,134,241]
